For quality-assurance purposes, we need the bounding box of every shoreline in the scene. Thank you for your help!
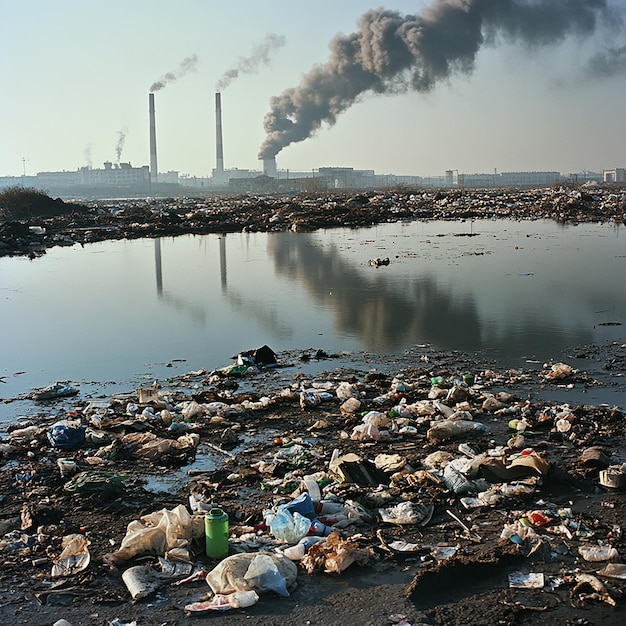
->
[2,185,625,259]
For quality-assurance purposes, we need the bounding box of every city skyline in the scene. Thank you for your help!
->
[2,1,626,179]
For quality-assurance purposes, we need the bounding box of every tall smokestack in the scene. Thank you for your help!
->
[149,92,158,183]
[263,157,277,178]
[215,92,224,174]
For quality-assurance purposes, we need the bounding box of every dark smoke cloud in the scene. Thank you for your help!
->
[258,0,621,160]
[150,54,199,93]
[115,128,127,163]
[586,44,626,76]
[216,34,286,92]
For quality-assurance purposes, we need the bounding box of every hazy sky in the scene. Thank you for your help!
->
[2,0,625,178]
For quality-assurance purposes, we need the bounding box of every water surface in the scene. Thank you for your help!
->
[1,219,624,422]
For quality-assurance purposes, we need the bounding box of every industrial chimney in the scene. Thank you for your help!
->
[215,92,224,174]
[263,157,277,178]
[149,92,158,183]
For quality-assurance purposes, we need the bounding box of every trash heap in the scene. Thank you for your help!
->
[3,185,625,258]
[0,346,625,622]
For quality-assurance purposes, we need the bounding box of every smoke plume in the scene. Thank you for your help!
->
[586,44,626,76]
[216,34,286,92]
[83,143,93,168]
[258,0,622,160]
[115,128,127,163]
[150,54,199,93]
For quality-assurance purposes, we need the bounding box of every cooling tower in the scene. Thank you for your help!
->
[149,92,158,183]
[215,92,224,174]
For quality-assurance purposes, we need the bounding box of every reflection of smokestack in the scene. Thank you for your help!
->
[263,157,277,178]
[215,92,224,173]
[154,238,163,295]
[219,235,227,292]
[149,93,158,183]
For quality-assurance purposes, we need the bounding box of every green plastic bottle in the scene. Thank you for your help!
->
[205,508,229,559]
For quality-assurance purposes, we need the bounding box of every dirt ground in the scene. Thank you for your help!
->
[0,342,625,626]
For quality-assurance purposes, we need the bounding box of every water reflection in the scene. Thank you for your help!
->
[1,220,623,417]
[265,232,593,362]
[153,237,207,324]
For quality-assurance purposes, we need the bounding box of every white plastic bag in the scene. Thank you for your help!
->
[244,554,290,597]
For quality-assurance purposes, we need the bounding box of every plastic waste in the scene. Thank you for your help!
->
[578,545,619,562]
[31,382,79,401]
[545,362,573,380]
[64,471,130,495]
[47,420,86,450]
[441,459,474,494]
[302,476,321,503]
[9,425,43,440]
[51,534,90,577]
[104,504,199,566]
[433,400,455,418]
[378,501,434,526]
[122,565,161,600]
[281,536,324,560]
[427,419,488,442]
[57,458,78,478]
[205,508,229,559]
[185,590,259,612]
[596,563,626,580]
[244,554,290,597]
[205,552,297,596]
[341,397,361,414]
[265,508,311,544]
[336,381,358,399]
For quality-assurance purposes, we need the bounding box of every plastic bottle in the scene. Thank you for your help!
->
[578,545,619,562]
[205,508,229,559]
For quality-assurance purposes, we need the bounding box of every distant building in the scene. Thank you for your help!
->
[77,162,150,187]
[603,168,626,183]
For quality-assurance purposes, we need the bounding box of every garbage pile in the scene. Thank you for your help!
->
[0,345,625,623]
[2,185,625,258]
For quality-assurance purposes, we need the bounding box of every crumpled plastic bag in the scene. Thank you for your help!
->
[104,504,202,566]
[379,501,434,526]
[205,552,297,596]
[264,507,311,544]
[47,420,86,450]
[350,423,383,441]
[51,533,90,577]
[244,554,291,597]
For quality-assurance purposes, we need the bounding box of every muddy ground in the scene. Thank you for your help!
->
[1,187,625,625]
[0,341,625,626]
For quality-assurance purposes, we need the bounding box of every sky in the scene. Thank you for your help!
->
[1,0,625,179]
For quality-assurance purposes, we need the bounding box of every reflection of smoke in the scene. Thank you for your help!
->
[216,34,285,91]
[150,54,199,92]
[115,128,127,163]
[586,44,626,76]
[266,233,591,357]
[258,0,619,159]
[84,143,93,168]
